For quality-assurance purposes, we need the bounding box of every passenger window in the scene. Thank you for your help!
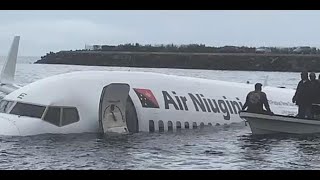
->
[61,108,79,126]
[149,120,155,132]
[168,121,173,131]
[44,107,61,126]
[158,120,164,132]
[185,122,189,129]
[193,122,197,129]
[208,123,212,126]
[10,102,46,118]
[200,122,205,129]
[176,121,181,130]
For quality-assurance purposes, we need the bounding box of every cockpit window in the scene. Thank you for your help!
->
[61,107,79,126]
[44,107,61,126]
[0,100,14,113]
[6,102,79,127]
[43,106,79,127]
[10,102,46,118]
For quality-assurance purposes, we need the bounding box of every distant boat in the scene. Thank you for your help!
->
[239,111,320,135]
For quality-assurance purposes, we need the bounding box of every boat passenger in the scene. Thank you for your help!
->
[309,72,320,118]
[242,83,273,115]
[292,71,312,119]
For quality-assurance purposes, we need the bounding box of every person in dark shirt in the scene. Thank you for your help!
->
[309,72,320,118]
[242,83,273,114]
[292,71,312,118]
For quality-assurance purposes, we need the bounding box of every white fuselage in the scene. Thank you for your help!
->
[0,71,297,136]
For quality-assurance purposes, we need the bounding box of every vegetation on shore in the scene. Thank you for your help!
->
[35,43,320,72]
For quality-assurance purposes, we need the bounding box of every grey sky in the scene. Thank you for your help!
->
[0,10,320,56]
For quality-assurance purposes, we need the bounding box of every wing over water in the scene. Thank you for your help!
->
[0,36,21,94]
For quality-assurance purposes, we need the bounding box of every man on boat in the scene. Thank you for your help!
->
[309,72,320,118]
[242,83,273,114]
[292,71,313,118]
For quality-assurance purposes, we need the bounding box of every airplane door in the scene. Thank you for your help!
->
[99,83,130,134]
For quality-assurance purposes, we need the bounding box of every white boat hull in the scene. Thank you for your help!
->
[239,112,320,135]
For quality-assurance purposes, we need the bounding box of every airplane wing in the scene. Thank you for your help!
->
[0,36,21,94]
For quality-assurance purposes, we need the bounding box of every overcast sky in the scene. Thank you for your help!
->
[0,10,320,56]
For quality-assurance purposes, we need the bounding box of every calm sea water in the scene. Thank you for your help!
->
[0,56,319,170]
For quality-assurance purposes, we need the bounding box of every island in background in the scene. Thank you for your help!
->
[35,43,320,72]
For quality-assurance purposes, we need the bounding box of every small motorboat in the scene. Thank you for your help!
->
[239,111,320,135]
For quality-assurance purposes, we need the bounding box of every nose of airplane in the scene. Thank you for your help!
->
[0,116,20,136]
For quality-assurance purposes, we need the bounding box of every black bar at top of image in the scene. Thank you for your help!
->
[1,0,320,10]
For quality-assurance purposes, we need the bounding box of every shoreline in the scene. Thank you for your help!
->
[35,51,320,72]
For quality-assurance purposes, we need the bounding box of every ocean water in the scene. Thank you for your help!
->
[0,56,319,170]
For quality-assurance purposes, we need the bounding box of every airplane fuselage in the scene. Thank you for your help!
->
[0,71,297,136]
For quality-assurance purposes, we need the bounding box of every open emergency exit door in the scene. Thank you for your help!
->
[99,83,130,134]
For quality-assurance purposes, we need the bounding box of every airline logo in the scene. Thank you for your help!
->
[133,88,295,121]
[133,88,160,108]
